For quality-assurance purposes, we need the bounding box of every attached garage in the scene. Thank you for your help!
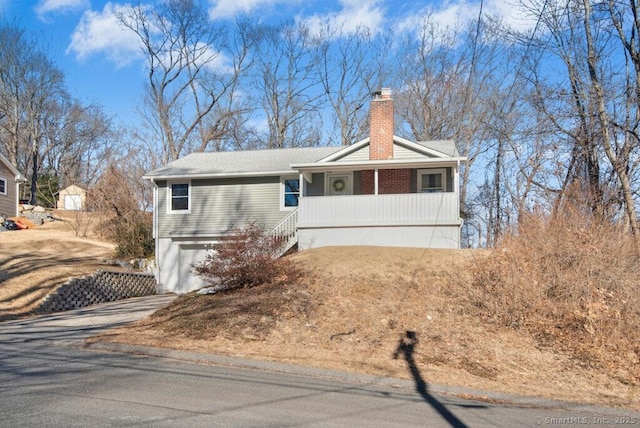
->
[156,237,217,293]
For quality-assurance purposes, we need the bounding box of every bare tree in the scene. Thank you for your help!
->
[252,22,324,148]
[117,0,252,162]
[393,15,507,243]
[312,24,390,146]
[41,101,114,188]
[514,0,640,235]
[0,21,111,205]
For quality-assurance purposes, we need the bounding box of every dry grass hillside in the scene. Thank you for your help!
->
[0,211,117,319]
[2,210,638,410]
[96,245,640,411]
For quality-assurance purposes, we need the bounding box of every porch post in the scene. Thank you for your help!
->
[299,173,304,197]
[374,168,379,195]
[455,160,460,212]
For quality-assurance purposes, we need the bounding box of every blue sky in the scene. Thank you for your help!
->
[0,0,534,129]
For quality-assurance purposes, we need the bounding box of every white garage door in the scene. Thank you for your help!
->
[178,244,209,292]
[64,194,82,210]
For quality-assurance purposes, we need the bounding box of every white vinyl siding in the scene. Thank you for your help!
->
[393,144,435,159]
[334,142,438,162]
[335,145,370,162]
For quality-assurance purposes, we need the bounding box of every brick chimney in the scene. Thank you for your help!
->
[369,88,394,160]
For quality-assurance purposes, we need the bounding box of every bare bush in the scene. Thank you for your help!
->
[468,206,640,380]
[90,165,154,259]
[193,223,300,291]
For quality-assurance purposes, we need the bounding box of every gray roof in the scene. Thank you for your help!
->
[144,146,343,179]
[0,152,26,181]
[144,139,462,180]
[416,140,460,157]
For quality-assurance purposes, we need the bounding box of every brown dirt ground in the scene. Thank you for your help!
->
[0,210,118,319]
[2,217,638,410]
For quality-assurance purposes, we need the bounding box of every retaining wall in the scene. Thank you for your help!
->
[36,271,157,314]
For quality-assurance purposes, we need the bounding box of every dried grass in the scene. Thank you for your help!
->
[96,245,640,409]
[467,207,640,382]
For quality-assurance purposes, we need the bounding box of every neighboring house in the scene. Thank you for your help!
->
[0,153,26,218]
[57,185,87,211]
[144,89,467,293]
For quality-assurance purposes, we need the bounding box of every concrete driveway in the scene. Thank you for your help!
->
[0,294,177,346]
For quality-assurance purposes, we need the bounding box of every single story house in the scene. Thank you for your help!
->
[144,89,467,293]
[0,153,26,218]
[56,185,87,211]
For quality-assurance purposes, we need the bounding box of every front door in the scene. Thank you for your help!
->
[326,173,352,196]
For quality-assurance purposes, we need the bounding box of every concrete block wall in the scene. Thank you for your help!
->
[35,271,157,314]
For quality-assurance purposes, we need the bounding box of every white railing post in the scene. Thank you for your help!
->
[267,208,299,256]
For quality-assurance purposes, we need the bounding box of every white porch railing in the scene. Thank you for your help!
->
[297,193,460,228]
[267,208,299,256]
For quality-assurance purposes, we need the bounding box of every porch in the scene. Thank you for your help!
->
[295,192,462,250]
[297,192,461,228]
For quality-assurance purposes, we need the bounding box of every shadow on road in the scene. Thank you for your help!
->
[394,330,469,428]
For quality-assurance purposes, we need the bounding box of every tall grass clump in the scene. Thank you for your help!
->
[469,207,640,381]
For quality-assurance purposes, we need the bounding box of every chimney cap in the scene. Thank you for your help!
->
[372,87,392,99]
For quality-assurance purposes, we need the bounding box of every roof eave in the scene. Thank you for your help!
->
[292,157,467,171]
[143,169,298,181]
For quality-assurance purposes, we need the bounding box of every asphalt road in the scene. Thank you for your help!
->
[0,296,638,427]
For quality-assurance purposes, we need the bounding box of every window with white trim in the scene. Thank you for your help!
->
[281,177,300,209]
[0,177,6,195]
[168,182,190,213]
[417,169,446,193]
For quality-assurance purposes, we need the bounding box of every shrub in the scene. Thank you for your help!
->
[102,210,154,259]
[193,223,300,291]
[468,206,640,380]
[89,165,155,259]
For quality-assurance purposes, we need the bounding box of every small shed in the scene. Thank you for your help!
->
[57,185,87,211]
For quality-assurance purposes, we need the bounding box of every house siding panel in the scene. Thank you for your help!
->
[0,162,17,217]
[156,176,287,238]
[335,145,370,162]
[306,173,325,196]
[299,225,460,250]
[298,193,460,227]
[334,143,437,162]
[393,144,435,159]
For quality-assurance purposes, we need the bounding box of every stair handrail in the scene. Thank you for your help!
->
[267,208,299,256]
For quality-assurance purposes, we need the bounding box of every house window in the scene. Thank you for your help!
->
[0,177,6,195]
[417,169,446,193]
[281,177,300,209]
[168,182,190,213]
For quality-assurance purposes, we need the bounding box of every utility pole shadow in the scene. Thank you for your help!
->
[394,330,468,428]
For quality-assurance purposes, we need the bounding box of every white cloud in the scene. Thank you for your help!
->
[208,0,297,20]
[301,0,385,37]
[395,0,537,36]
[66,2,143,67]
[35,0,90,17]
[484,0,537,32]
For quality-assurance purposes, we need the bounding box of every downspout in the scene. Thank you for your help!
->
[456,159,462,249]
[15,174,26,217]
[15,177,21,217]
[150,179,160,290]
